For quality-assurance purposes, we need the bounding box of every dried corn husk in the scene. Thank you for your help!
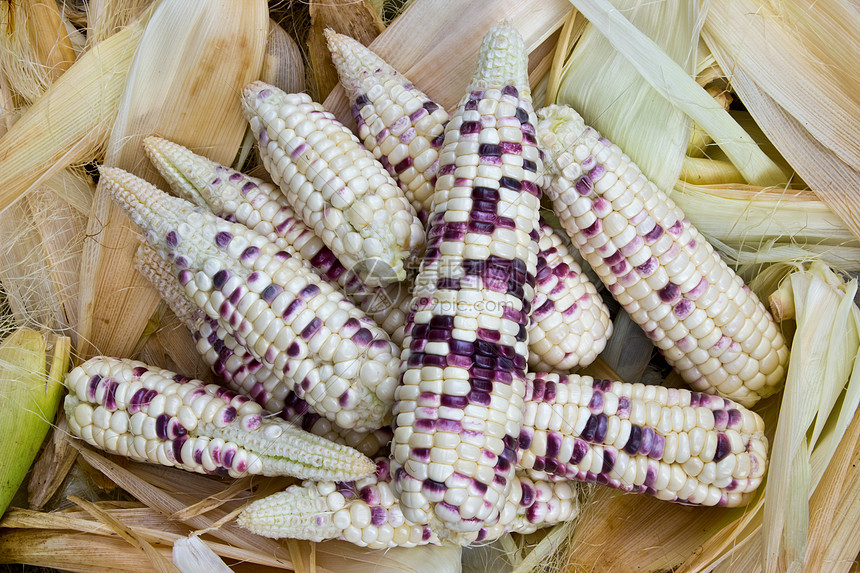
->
[86,0,156,46]
[555,0,697,191]
[0,0,76,104]
[703,0,860,241]
[0,13,149,213]
[0,327,70,516]
[565,0,786,188]
[76,0,268,362]
[307,0,384,101]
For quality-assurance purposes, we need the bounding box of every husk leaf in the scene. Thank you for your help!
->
[0,12,149,214]
[703,10,860,242]
[307,0,384,101]
[0,328,70,516]
[566,0,786,188]
[76,0,268,360]
[556,0,697,192]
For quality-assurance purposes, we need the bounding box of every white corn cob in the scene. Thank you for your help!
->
[518,373,766,507]
[390,22,542,535]
[242,81,425,287]
[134,245,391,457]
[237,457,580,548]
[142,136,411,344]
[530,219,613,371]
[326,30,450,221]
[64,357,376,480]
[537,105,789,407]
[100,166,401,432]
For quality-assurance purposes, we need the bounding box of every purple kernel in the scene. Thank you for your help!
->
[636,256,658,276]
[460,121,481,135]
[588,391,604,412]
[87,375,102,401]
[104,381,118,410]
[515,107,529,123]
[659,283,681,303]
[301,317,322,340]
[155,414,170,440]
[502,85,519,98]
[583,219,602,238]
[261,284,283,303]
[570,439,588,464]
[714,433,731,462]
[370,506,386,526]
[241,246,260,262]
[215,232,232,248]
[643,224,664,243]
[165,231,178,247]
[478,143,502,156]
[674,298,694,318]
[228,172,244,182]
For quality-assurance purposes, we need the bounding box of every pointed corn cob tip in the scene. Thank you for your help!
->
[469,20,529,93]
[134,244,204,330]
[142,136,213,208]
[241,81,423,287]
[63,356,378,481]
[535,105,789,407]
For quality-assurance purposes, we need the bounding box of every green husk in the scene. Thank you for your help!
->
[0,328,70,516]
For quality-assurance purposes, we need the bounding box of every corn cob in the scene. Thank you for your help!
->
[531,219,613,371]
[134,245,391,457]
[241,81,425,287]
[326,30,451,221]
[237,457,579,548]
[142,136,412,345]
[100,166,401,432]
[519,373,766,507]
[64,357,377,480]
[390,22,542,535]
[537,105,789,407]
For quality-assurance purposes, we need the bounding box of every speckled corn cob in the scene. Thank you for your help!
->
[518,373,766,507]
[64,357,376,480]
[237,457,579,548]
[326,30,451,221]
[242,81,425,287]
[142,136,411,344]
[134,245,391,457]
[390,22,542,535]
[101,166,401,432]
[537,105,788,407]
[531,219,612,371]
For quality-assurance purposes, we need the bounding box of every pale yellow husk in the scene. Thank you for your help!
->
[555,0,697,192]
[703,0,860,241]
[0,13,148,214]
[76,0,268,362]
[563,0,786,188]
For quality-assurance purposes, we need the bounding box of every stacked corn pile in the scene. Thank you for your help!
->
[1,1,860,572]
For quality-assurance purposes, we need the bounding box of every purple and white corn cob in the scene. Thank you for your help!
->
[134,245,392,457]
[242,81,425,287]
[537,105,789,407]
[518,373,767,507]
[100,166,401,432]
[142,136,412,344]
[326,30,451,222]
[530,220,612,371]
[237,457,580,548]
[64,357,376,480]
[390,22,542,535]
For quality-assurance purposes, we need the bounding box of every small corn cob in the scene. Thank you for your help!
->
[100,166,401,432]
[326,30,451,221]
[242,81,425,287]
[237,457,580,548]
[134,245,391,457]
[518,373,766,507]
[64,357,377,480]
[391,22,542,534]
[537,105,789,407]
[142,136,411,344]
[531,219,613,371]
